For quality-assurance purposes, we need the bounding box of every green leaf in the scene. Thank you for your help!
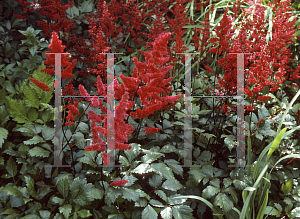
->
[25,176,38,198]
[290,207,300,217]
[6,97,27,118]
[162,178,183,191]
[151,163,174,179]
[0,184,24,198]
[39,210,51,219]
[213,193,234,213]
[6,156,17,177]
[131,163,155,175]
[150,199,164,208]
[56,174,70,199]
[188,167,206,183]
[77,122,89,133]
[122,188,140,202]
[28,146,50,157]
[105,187,123,204]
[281,179,293,194]
[202,165,214,178]
[77,155,97,168]
[202,186,221,199]
[59,204,72,219]
[42,125,54,141]
[28,108,38,121]
[172,205,193,219]
[160,207,172,219]
[37,186,52,200]
[79,0,94,12]
[77,210,92,218]
[164,159,183,177]
[0,127,8,148]
[24,135,45,145]
[264,206,280,217]
[141,151,165,164]
[149,174,162,188]
[23,86,39,109]
[154,190,167,202]
[142,205,158,219]
[83,183,104,201]
[10,195,25,207]
[50,196,65,205]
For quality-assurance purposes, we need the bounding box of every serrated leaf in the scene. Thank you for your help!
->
[149,174,162,188]
[162,178,183,191]
[39,210,51,219]
[202,165,214,177]
[188,168,206,183]
[160,207,172,219]
[77,210,92,218]
[23,86,39,109]
[24,136,45,145]
[28,146,50,157]
[164,159,183,177]
[154,190,167,202]
[0,127,8,148]
[172,205,193,219]
[150,199,164,208]
[79,0,94,12]
[202,186,221,199]
[290,207,300,217]
[105,187,123,204]
[122,188,139,202]
[142,205,158,219]
[28,108,38,121]
[6,156,17,177]
[160,144,177,153]
[151,163,174,179]
[50,196,65,205]
[141,152,165,164]
[7,97,27,118]
[59,204,72,219]
[56,174,70,198]
[0,184,24,197]
[85,184,104,200]
[37,186,52,200]
[42,125,54,141]
[213,193,234,213]
[25,176,38,198]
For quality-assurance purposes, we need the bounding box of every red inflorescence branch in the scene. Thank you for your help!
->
[110,179,128,187]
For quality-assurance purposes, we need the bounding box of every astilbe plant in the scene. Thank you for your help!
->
[38,30,183,161]
[209,0,299,114]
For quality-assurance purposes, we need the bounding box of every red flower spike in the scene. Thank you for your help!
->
[29,78,50,92]
[110,180,128,187]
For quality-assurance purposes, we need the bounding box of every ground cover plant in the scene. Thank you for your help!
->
[0,0,300,218]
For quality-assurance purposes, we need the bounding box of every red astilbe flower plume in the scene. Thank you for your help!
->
[210,0,298,113]
[84,77,135,151]
[110,179,128,187]
[124,32,184,119]
[41,32,77,80]
[29,78,50,91]
[35,0,75,39]
[143,127,161,135]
